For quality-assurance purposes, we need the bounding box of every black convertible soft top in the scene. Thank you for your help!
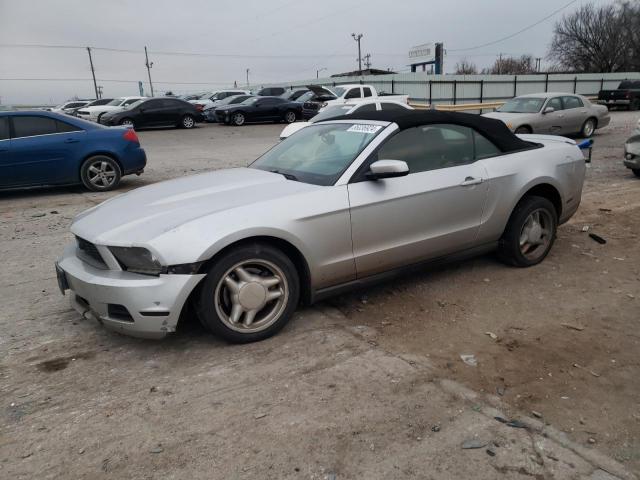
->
[329,109,533,153]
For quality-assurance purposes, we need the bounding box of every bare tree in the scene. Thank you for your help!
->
[482,55,536,75]
[454,58,478,75]
[548,3,633,72]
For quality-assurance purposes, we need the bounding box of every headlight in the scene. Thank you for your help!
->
[110,246,163,275]
[506,123,513,130]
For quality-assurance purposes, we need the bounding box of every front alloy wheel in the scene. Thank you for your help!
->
[80,155,121,191]
[120,118,135,128]
[581,118,596,137]
[284,110,297,123]
[232,112,245,126]
[197,243,300,343]
[181,114,195,129]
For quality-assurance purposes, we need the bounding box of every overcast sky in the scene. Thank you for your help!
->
[0,0,613,105]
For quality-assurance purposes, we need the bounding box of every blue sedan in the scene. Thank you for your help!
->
[0,111,146,191]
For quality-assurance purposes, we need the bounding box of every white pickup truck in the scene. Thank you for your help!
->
[308,84,409,110]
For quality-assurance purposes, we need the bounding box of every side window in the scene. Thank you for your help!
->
[376,124,475,174]
[345,88,361,99]
[473,131,500,159]
[355,103,376,113]
[363,87,373,97]
[562,96,583,109]
[124,99,139,106]
[0,117,9,140]
[56,120,82,133]
[381,102,407,111]
[12,116,58,138]
[144,99,164,109]
[547,97,563,111]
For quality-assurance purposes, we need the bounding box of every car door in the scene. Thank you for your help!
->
[347,124,489,277]
[256,98,280,120]
[6,115,82,186]
[561,95,587,133]
[137,99,166,127]
[539,97,565,134]
[161,99,184,126]
[0,117,11,187]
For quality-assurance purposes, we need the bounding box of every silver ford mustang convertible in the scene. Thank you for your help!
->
[56,110,587,342]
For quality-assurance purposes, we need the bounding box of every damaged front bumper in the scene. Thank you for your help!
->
[56,243,204,339]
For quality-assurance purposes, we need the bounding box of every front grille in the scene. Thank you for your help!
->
[76,237,107,268]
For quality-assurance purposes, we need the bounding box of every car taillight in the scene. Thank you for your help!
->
[123,129,139,143]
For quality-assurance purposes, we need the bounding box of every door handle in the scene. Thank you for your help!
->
[461,176,483,186]
[64,138,79,143]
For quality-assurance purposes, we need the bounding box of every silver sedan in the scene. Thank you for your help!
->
[56,111,587,343]
[483,93,610,137]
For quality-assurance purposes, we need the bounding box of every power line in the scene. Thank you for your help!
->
[0,78,235,85]
[448,0,578,52]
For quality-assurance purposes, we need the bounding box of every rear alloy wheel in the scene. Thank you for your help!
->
[196,243,300,343]
[498,195,557,267]
[232,112,245,126]
[181,114,195,129]
[120,118,135,128]
[284,110,297,124]
[580,118,596,138]
[514,126,532,134]
[80,155,121,191]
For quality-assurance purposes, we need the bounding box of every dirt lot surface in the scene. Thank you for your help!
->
[1,114,639,479]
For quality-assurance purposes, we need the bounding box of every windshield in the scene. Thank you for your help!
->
[125,99,145,109]
[106,98,124,106]
[198,92,214,99]
[332,87,346,97]
[251,122,383,186]
[296,92,314,103]
[498,97,545,113]
[218,95,250,106]
[311,105,354,123]
[241,97,260,105]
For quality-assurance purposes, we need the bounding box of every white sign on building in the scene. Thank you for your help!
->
[408,43,435,65]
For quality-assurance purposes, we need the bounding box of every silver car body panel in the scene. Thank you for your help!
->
[60,119,586,338]
[483,93,610,134]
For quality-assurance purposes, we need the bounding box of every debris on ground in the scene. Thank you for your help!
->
[460,354,477,367]
[486,445,497,456]
[461,438,488,449]
[149,445,164,454]
[254,413,268,419]
[582,225,590,232]
[506,420,528,429]
[589,233,607,244]
[573,363,601,377]
[561,323,585,331]
[431,425,440,432]
[531,411,543,419]
[485,332,498,340]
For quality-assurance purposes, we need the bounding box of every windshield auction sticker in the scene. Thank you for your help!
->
[347,124,382,134]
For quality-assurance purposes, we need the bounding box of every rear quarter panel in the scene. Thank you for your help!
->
[476,140,585,243]
[82,128,146,176]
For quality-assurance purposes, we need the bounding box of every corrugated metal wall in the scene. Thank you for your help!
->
[251,72,640,104]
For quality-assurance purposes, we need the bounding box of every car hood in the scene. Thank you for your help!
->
[71,168,319,248]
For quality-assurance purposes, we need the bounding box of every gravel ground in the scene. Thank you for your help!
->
[1,114,638,479]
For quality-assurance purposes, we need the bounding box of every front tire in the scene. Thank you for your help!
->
[119,118,135,128]
[580,117,597,137]
[284,110,297,124]
[196,243,300,343]
[498,196,557,267]
[80,155,121,191]
[232,112,245,126]
[181,114,195,129]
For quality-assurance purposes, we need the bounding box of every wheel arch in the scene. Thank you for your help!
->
[509,181,563,226]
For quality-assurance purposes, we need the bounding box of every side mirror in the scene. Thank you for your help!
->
[543,106,555,114]
[366,160,409,180]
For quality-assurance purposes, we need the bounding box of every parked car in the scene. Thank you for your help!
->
[298,88,338,119]
[624,118,640,177]
[0,105,16,111]
[597,80,640,110]
[55,110,586,343]
[256,87,286,96]
[203,95,253,122]
[280,99,413,139]
[179,92,207,101]
[76,96,147,122]
[214,96,302,125]
[311,84,409,110]
[99,98,203,129]
[190,90,251,110]
[281,88,309,101]
[483,93,610,137]
[0,111,146,191]
[68,98,114,116]
[49,100,93,114]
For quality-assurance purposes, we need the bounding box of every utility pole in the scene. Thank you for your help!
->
[535,57,542,72]
[316,67,327,79]
[97,85,103,99]
[364,53,372,69]
[246,68,250,87]
[498,53,503,75]
[351,33,363,72]
[144,46,154,97]
[86,47,99,100]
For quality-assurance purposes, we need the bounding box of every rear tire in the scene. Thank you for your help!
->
[497,195,557,267]
[630,99,640,111]
[515,126,532,134]
[196,243,300,343]
[632,169,640,178]
[580,117,597,137]
[80,155,122,192]
[284,110,297,124]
